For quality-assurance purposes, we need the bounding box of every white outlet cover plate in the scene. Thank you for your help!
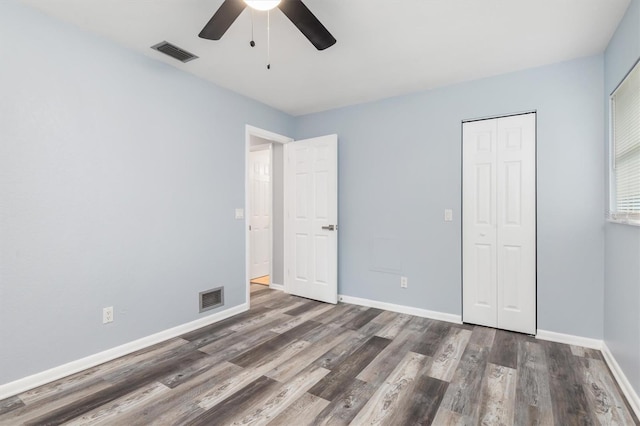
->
[103,307,114,323]
[235,208,244,220]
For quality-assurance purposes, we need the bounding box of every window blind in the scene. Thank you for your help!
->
[611,60,640,223]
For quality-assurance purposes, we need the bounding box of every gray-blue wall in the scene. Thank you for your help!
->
[0,1,294,385]
[604,0,640,397]
[296,55,606,339]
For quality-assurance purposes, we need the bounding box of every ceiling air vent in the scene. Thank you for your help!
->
[199,287,224,313]
[151,41,198,63]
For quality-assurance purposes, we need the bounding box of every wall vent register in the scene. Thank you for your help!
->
[199,287,224,313]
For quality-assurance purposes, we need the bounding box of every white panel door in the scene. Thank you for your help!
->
[496,114,536,334]
[463,113,536,335]
[284,135,338,304]
[250,149,271,279]
[463,119,498,328]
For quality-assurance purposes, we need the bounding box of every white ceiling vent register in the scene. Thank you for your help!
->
[151,41,199,63]
[199,287,224,313]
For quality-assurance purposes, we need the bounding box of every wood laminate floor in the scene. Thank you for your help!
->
[1,284,637,425]
[250,276,270,286]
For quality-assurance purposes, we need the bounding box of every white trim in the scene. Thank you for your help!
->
[246,125,293,144]
[606,218,640,227]
[602,343,640,419]
[269,283,284,291]
[0,303,248,400]
[338,294,462,324]
[535,329,603,350]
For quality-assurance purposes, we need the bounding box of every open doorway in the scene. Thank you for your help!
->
[248,143,271,287]
[245,126,292,305]
[245,126,339,306]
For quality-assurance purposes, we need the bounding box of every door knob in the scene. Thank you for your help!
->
[322,225,336,231]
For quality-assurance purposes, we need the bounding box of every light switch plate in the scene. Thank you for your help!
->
[235,208,244,220]
[444,209,453,222]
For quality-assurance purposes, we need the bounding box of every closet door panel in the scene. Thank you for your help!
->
[462,119,498,328]
[496,114,536,334]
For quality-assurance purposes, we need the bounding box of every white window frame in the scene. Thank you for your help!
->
[609,58,640,226]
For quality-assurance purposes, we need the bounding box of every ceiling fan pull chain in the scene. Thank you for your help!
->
[249,9,255,47]
[267,9,271,69]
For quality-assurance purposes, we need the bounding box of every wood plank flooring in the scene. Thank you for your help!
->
[250,276,270,286]
[1,284,637,425]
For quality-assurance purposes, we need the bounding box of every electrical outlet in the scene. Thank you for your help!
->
[400,276,408,288]
[103,306,114,324]
[235,208,244,220]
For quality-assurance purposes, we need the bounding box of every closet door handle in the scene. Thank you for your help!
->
[322,225,336,231]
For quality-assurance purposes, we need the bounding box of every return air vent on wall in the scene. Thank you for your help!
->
[199,287,224,313]
[151,41,198,63]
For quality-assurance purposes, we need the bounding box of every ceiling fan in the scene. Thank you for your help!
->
[199,0,336,51]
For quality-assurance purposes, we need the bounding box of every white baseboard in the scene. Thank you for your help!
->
[535,329,603,349]
[0,303,248,400]
[269,283,284,291]
[602,343,640,419]
[338,294,462,324]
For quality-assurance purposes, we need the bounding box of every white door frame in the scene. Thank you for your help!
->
[245,125,293,306]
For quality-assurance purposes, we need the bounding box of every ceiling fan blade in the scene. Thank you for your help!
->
[199,0,247,40]
[278,0,336,50]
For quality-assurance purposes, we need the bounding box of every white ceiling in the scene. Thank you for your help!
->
[23,0,630,116]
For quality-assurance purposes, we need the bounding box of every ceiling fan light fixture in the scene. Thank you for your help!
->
[244,0,281,11]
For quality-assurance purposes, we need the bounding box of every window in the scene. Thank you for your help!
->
[610,59,640,224]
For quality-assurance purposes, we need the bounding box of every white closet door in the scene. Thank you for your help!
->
[463,119,498,328]
[463,113,536,335]
[496,114,536,334]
